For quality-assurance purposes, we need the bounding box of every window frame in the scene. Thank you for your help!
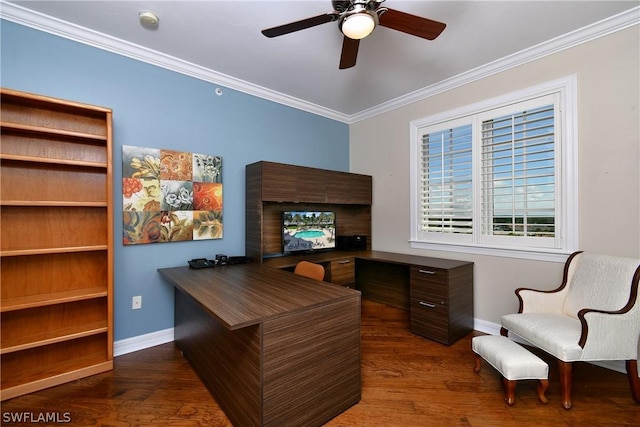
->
[409,76,578,262]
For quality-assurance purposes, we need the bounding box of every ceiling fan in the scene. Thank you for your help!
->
[261,0,446,70]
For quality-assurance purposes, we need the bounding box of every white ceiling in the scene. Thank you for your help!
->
[2,1,638,122]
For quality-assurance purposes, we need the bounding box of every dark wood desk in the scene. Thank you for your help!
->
[266,250,474,345]
[158,264,361,427]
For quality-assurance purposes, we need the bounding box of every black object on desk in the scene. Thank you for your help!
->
[188,258,215,269]
[337,235,367,251]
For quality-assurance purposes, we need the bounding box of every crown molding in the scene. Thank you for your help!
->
[349,6,639,123]
[0,1,350,123]
[1,1,637,125]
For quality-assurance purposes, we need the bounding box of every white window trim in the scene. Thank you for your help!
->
[409,75,578,262]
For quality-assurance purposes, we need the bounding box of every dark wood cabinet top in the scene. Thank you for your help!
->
[248,160,371,178]
[158,264,359,330]
[364,251,472,270]
[247,160,372,204]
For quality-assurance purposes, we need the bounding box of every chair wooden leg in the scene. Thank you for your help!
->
[558,360,573,409]
[626,360,640,403]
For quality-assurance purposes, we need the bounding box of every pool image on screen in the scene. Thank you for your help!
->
[282,211,335,253]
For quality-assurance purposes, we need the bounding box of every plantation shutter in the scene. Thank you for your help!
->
[480,99,556,239]
[419,123,473,236]
[411,78,573,255]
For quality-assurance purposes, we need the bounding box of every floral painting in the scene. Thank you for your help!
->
[122,145,223,245]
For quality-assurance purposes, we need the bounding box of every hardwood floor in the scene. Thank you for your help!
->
[2,299,638,426]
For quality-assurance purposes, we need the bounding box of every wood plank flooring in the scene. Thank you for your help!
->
[2,299,638,426]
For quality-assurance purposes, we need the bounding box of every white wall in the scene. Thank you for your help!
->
[349,26,640,326]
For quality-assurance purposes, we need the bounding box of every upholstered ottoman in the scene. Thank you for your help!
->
[472,335,549,405]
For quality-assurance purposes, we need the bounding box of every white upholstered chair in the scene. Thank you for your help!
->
[500,251,640,409]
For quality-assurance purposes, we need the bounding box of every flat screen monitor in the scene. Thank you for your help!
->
[282,211,336,254]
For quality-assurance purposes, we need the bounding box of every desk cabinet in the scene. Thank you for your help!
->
[328,257,355,287]
[409,264,473,345]
[245,161,372,260]
[253,161,371,205]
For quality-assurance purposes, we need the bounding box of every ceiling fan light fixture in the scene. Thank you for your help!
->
[340,10,377,40]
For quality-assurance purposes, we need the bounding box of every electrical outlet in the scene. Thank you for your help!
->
[132,295,142,310]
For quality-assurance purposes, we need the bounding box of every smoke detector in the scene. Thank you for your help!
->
[139,11,159,29]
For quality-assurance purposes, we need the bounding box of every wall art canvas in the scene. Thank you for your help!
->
[122,145,223,245]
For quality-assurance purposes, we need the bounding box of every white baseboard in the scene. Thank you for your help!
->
[473,318,627,374]
[473,318,503,336]
[114,328,174,357]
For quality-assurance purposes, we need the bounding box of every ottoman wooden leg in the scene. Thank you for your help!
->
[503,378,516,406]
[473,352,482,373]
[538,379,549,404]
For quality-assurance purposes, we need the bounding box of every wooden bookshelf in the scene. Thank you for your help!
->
[0,88,114,401]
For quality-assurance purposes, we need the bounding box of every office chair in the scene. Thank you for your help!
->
[294,261,325,281]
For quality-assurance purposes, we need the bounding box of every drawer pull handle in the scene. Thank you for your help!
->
[418,269,436,275]
[419,301,436,308]
[338,260,351,264]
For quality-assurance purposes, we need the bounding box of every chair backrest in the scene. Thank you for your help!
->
[294,261,325,281]
[562,252,640,319]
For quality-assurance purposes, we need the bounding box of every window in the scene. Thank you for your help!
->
[410,76,578,261]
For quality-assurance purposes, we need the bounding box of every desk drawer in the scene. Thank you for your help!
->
[409,298,449,344]
[410,267,448,303]
[410,266,448,284]
[410,289,447,306]
[329,258,355,286]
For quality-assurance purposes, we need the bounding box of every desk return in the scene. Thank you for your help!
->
[158,264,361,427]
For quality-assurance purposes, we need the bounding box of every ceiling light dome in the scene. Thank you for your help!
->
[139,10,159,29]
[340,8,378,40]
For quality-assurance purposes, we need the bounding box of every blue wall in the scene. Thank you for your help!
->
[1,21,350,341]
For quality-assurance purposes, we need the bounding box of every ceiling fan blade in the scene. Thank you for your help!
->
[262,13,338,38]
[339,36,360,69]
[378,8,446,40]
